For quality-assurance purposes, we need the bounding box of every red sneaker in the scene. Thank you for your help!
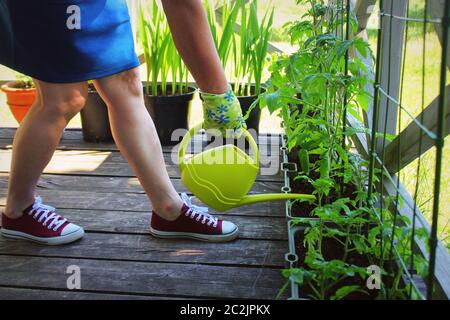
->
[150,193,238,242]
[1,196,84,245]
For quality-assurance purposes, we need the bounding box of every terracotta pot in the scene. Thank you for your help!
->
[1,81,36,124]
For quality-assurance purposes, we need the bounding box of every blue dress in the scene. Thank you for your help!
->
[0,0,140,83]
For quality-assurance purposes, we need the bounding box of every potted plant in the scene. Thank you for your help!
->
[139,0,195,146]
[1,74,36,124]
[206,0,274,134]
[80,82,113,142]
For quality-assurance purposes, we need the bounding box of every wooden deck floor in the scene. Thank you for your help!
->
[0,128,288,300]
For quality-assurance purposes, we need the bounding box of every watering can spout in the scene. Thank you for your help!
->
[238,193,316,207]
[178,122,316,212]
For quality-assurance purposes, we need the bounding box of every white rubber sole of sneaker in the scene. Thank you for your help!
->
[149,226,239,242]
[0,228,85,245]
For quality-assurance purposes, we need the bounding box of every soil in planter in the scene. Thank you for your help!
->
[8,81,34,89]
[294,232,383,300]
[144,86,192,96]
[287,147,357,218]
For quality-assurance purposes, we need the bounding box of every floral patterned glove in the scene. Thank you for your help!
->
[200,85,247,139]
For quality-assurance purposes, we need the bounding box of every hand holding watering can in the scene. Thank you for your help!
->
[199,85,247,139]
[178,122,315,212]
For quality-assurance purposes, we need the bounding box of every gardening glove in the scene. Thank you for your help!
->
[200,84,247,139]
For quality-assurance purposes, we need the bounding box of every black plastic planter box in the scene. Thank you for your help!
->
[280,131,312,220]
[80,88,113,142]
[143,84,195,146]
[237,95,261,134]
[286,219,388,300]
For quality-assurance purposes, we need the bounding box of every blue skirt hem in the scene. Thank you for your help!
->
[8,59,141,84]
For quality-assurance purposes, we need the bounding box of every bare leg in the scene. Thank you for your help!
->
[161,0,228,94]
[93,68,183,221]
[4,80,88,218]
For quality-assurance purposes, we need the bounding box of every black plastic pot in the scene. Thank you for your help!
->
[80,87,113,142]
[287,220,384,300]
[143,84,196,146]
[234,84,265,134]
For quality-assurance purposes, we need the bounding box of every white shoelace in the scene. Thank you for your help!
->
[180,193,218,228]
[27,196,67,231]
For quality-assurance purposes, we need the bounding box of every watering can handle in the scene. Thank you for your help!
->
[178,122,260,166]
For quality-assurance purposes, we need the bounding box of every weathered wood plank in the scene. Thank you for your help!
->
[0,210,286,241]
[0,190,286,217]
[0,174,282,197]
[0,256,285,299]
[0,138,283,160]
[0,206,287,239]
[5,208,285,239]
[0,233,287,267]
[0,128,281,147]
[0,150,283,182]
[0,287,184,300]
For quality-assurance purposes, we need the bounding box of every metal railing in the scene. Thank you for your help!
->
[354,0,449,299]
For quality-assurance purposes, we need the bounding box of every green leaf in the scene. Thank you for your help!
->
[298,149,310,175]
[354,38,370,58]
[265,91,279,114]
[218,0,239,65]
[319,153,330,179]
[331,285,368,300]
[334,40,353,59]
[336,144,349,163]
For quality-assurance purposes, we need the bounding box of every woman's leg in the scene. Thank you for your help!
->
[93,68,183,221]
[4,80,88,218]
[93,68,238,241]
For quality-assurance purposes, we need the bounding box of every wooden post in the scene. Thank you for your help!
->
[430,0,450,70]
[350,0,377,144]
[369,0,407,154]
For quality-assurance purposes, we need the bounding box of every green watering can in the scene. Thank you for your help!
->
[178,123,316,212]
